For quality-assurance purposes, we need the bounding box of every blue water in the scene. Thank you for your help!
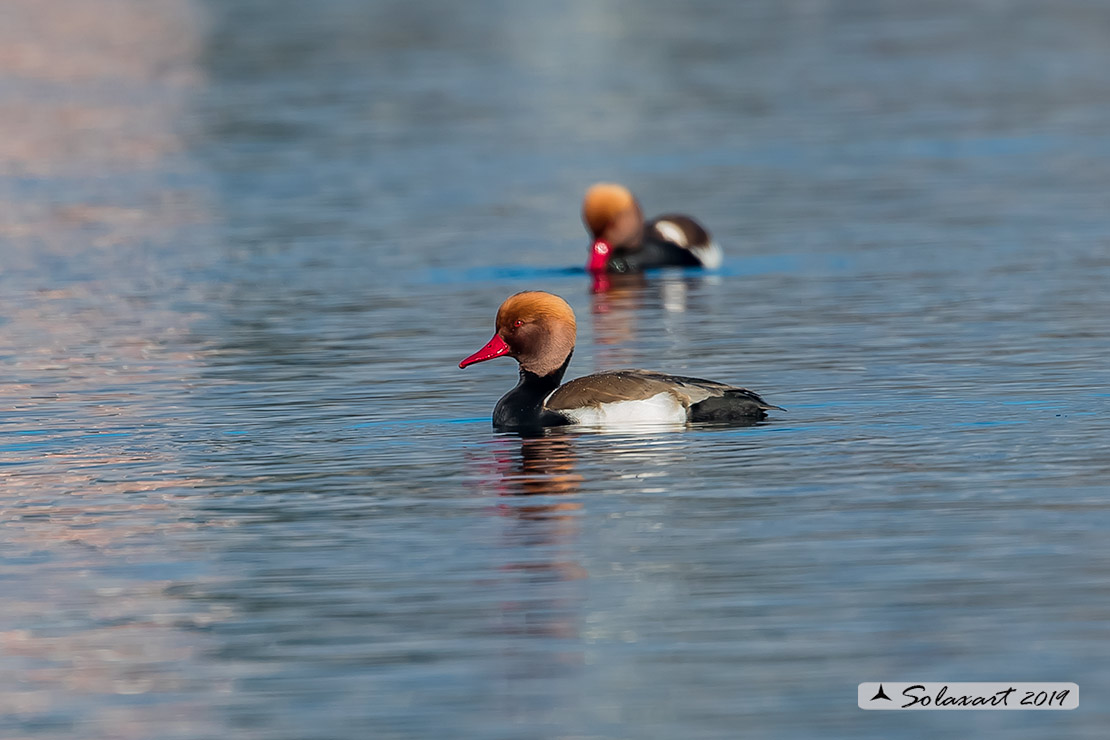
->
[2,0,1109,738]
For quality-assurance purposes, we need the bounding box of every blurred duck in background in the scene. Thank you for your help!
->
[582,182,723,276]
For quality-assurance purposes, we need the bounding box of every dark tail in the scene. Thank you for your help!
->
[689,389,784,423]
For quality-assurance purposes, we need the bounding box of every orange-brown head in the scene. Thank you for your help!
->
[581,183,645,272]
[459,291,577,377]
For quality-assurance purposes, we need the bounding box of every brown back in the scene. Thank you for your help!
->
[546,369,734,410]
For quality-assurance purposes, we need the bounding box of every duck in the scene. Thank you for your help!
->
[459,291,781,431]
[582,182,723,274]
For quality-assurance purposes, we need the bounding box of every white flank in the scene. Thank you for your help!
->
[688,240,723,269]
[652,220,689,247]
[559,392,688,428]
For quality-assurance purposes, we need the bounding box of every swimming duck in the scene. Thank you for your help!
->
[583,183,723,274]
[459,291,780,430]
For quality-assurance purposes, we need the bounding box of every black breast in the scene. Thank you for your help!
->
[491,359,575,431]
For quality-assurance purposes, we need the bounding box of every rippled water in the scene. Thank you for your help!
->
[3,0,1110,738]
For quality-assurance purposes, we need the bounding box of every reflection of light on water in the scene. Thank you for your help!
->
[576,421,688,436]
[1,458,235,735]
[0,0,224,736]
[617,472,668,481]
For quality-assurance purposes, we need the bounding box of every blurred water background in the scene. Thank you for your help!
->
[2,0,1109,738]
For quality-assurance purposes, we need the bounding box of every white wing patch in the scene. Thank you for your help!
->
[654,222,723,269]
[652,220,689,247]
[558,392,688,428]
[687,240,723,269]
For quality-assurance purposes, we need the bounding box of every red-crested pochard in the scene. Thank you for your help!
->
[459,291,780,430]
[583,183,723,274]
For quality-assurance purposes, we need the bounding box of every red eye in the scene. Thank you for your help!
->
[513,319,524,328]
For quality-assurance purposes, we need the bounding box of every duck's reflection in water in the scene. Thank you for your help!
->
[591,272,712,368]
[497,433,584,512]
[591,274,652,373]
[483,431,588,697]
[493,433,586,583]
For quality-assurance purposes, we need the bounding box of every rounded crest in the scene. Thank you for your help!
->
[494,291,577,376]
[582,183,637,237]
[496,291,576,335]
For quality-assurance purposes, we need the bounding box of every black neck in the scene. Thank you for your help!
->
[492,352,573,431]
